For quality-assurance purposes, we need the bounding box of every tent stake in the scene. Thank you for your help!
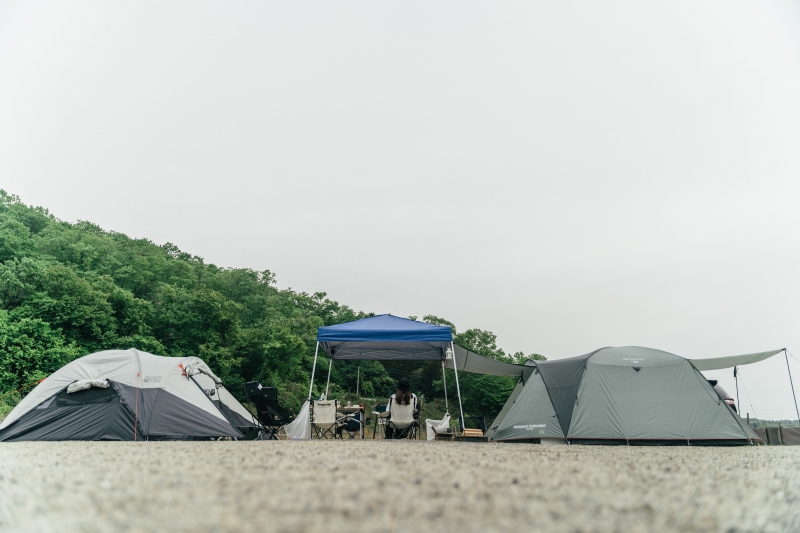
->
[325,357,333,399]
[786,349,800,422]
[308,341,320,401]
[450,342,465,431]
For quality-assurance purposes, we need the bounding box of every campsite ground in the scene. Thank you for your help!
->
[1,441,798,533]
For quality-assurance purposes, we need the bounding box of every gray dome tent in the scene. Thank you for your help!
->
[486,346,768,445]
[0,349,259,441]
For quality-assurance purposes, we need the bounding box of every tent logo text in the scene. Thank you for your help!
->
[143,376,162,383]
[513,424,546,431]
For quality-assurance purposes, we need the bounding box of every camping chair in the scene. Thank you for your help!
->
[337,411,363,439]
[243,382,294,439]
[385,396,419,439]
[372,404,388,439]
[311,400,339,439]
[426,413,451,440]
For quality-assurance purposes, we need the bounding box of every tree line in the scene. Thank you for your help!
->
[0,191,543,421]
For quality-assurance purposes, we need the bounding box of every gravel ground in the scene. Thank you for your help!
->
[0,441,798,533]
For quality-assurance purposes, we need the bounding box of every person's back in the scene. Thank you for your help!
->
[385,377,417,438]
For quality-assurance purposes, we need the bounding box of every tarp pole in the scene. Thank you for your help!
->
[325,357,333,399]
[451,342,465,431]
[133,348,142,441]
[307,341,320,401]
[785,349,800,422]
[734,366,739,415]
[441,360,449,412]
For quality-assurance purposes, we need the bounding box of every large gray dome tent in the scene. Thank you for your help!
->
[486,346,782,445]
[0,349,259,442]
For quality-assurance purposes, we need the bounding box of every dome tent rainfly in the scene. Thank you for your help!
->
[0,349,259,442]
[484,346,787,445]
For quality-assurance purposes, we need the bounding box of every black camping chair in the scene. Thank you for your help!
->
[243,382,294,439]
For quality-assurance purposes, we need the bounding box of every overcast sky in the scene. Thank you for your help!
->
[1,1,799,419]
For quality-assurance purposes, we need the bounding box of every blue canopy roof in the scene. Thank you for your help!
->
[317,315,453,361]
[318,315,452,342]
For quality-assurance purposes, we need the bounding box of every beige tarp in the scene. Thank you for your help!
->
[689,349,784,371]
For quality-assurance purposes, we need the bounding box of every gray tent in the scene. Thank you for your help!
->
[0,349,259,441]
[486,346,770,445]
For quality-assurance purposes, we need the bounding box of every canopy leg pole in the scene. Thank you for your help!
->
[308,341,320,401]
[325,357,333,399]
[786,349,800,422]
[441,360,449,413]
[451,342,465,432]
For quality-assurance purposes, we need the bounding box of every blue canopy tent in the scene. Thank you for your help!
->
[308,315,466,419]
[280,315,531,439]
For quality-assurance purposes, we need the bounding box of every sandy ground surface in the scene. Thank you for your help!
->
[0,441,798,533]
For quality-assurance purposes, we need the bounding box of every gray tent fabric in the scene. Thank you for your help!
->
[446,345,533,377]
[488,370,565,441]
[484,380,524,440]
[535,352,595,436]
[488,346,763,446]
[0,349,253,441]
[113,383,244,439]
[689,349,784,371]
[568,348,756,442]
[0,384,143,441]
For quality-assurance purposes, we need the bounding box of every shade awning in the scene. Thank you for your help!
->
[446,344,534,378]
[317,315,452,361]
[689,349,785,371]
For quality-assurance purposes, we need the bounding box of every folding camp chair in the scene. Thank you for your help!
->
[337,411,363,439]
[372,404,388,439]
[243,382,294,439]
[385,397,419,439]
[426,413,451,440]
[311,400,339,439]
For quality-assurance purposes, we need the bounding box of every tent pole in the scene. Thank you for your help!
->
[325,357,333,399]
[308,341,320,401]
[734,366,739,415]
[451,342,465,431]
[441,360,449,412]
[785,349,800,422]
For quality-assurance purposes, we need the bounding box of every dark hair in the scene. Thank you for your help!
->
[395,377,412,405]
[395,389,412,406]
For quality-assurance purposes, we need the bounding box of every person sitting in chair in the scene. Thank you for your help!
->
[383,377,418,439]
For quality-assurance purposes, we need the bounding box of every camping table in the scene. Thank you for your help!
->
[337,405,366,439]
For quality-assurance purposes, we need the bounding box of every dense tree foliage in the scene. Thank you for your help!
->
[0,191,543,421]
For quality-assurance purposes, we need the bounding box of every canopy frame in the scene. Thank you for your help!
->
[306,315,465,435]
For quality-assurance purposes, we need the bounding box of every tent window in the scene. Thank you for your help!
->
[56,385,119,406]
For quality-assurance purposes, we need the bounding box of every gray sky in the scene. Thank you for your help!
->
[2,1,799,419]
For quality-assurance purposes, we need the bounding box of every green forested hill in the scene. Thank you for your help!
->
[0,191,541,420]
